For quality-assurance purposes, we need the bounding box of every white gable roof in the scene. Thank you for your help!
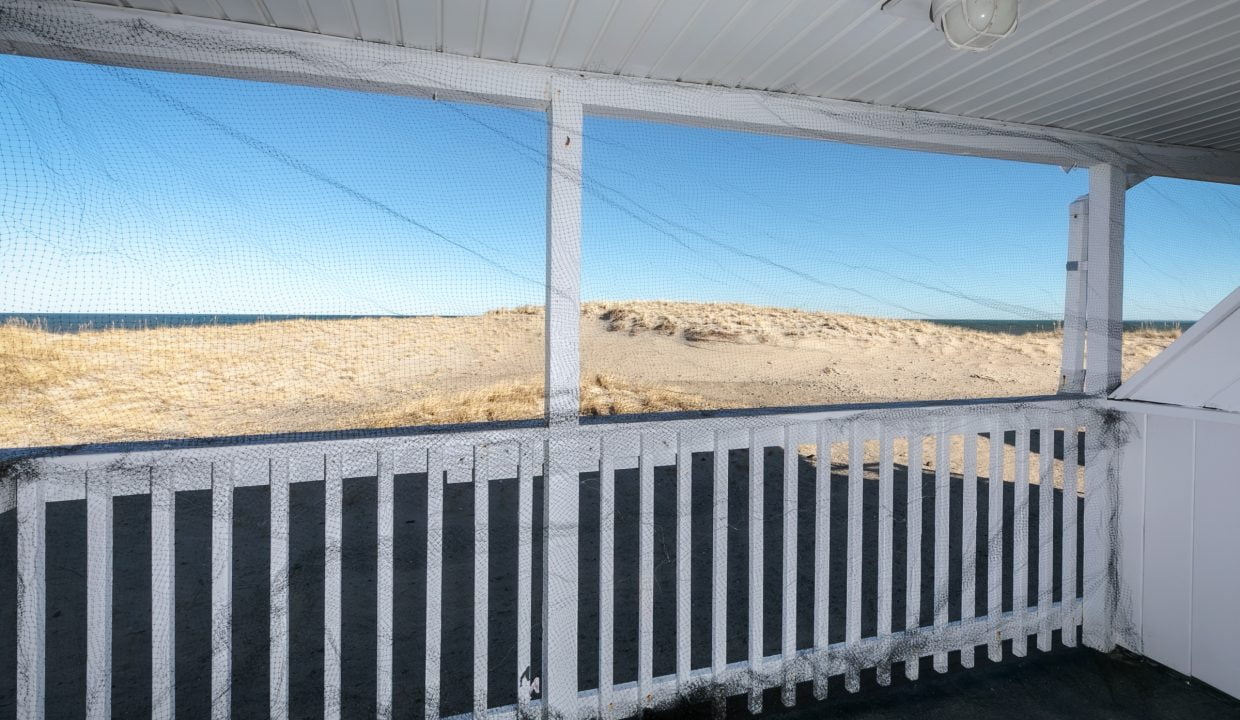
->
[1113,287,1240,412]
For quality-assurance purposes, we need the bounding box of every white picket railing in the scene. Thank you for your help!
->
[1,397,1100,720]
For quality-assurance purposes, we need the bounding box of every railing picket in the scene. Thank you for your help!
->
[1013,425,1030,658]
[599,439,616,718]
[473,448,489,719]
[677,432,693,692]
[781,427,798,706]
[748,428,764,714]
[906,428,922,681]
[325,455,343,720]
[1062,419,1080,646]
[846,424,864,692]
[270,459,291,720]
[426,449,444,720]
[16,470,46,720]
[152,465,177,720]
[711,431,729,684]
[86,470,112,720]
[1038,418,1055,652]
[934,429,950,673]
[987,423,1004,662]
[211,461,234,720]
[877,427,894,685]
[961,430,978,669]
[516,444,534,717]
[813,424,833,699]
[639,432,655,709]
[378,451,395,719]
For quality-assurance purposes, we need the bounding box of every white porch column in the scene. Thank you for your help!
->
[1083,164,1125,396]
[542,76,582,718]
[1058,196,1089,394]
[1082,163,1126,653]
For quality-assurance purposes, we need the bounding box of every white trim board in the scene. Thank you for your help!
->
[1112,287,1240,411]
[2,0,1240,184]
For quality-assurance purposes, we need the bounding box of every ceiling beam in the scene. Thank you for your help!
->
[2,0,1240,184]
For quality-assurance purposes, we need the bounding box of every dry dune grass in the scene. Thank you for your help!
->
[0,302,1180,448]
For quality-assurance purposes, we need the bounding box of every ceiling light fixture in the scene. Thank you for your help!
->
[928,0,1019,52]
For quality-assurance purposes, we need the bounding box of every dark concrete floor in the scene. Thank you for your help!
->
[653,645,1240,720]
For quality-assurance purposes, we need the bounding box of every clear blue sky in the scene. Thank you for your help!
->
[1,54,1235,320]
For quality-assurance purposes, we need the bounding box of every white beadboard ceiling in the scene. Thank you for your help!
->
[77,0,1240,153]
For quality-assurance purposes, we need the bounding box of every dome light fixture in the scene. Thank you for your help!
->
[929,0,1019,52]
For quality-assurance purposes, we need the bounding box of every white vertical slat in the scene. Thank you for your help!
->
[599,439,616,719]
[781,427,797,706]
[1038,420,1055,652]
[378,451,395,720]
[987,424,1004,663]
[86,470,113,720]
[845,424,863,693]
[473,448,489,719]
[711,432,729,682]
[325,455,343,720]
[152,465,177,720]
[813,424,832,699]
[16,471,46,720]
[426,449,444,720]
[961,430,978,669]
[1063,422,1080,646]
[1059,195,1089,393]
[211,461,234,720]
[1013,425,1030,658]
[639,432,655,709]
[676,432,693,691]
[933,429,949,673]
[270,459,291,720]
[747,428,764,714]
[877,427,894,685]
[905,428,922,681]
[516,444,534,717]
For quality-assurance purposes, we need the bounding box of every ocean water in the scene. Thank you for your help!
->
[0,313,1195,334]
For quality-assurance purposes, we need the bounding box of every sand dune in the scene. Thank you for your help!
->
[0,302,1177,448]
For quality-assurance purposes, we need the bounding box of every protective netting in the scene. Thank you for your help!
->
[0,1,1233,718]
[1123,176,1240,380]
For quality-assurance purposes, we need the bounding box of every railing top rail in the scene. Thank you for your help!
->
[0,394,1097,482]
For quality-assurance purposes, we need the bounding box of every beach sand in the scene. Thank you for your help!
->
[0,301,1178,447]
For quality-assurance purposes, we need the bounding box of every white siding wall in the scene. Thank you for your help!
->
[1114,404,1240,699]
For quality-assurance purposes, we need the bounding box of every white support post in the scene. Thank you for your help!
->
[1084,164,1126,396]
[85,470,113,720]
[16,473,45,720]
[1083,162,1126,653]
[542,77,582,719]
[1059,196,1089,394]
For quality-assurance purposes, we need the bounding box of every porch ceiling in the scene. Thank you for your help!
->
[68,0,1240,154]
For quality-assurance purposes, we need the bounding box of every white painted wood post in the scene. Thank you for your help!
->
[377,452,395,720]
[152,466,177,720]
[1083,163,1126,653]
[211,461,235,720]
[270,459,291,720]
[16,470,46,720]
[1059,196,1089,394]
[542,76,582,719]
[1084,164,1125,396]
[85,470,113,720]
